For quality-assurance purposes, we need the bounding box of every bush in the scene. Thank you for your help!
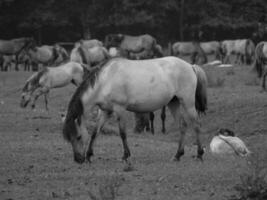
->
[230,152,267,200]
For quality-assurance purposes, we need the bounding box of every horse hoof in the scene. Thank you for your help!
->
[123,160,134,172]
[172,156,180,162]
[192,155,204,162]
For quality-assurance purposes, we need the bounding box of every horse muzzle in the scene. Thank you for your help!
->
[74,153,85,164]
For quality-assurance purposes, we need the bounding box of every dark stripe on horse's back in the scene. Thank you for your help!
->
[78,46,87,64]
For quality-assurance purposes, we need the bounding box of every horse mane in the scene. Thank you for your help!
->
[62,58,112,141]
[77,46,88,64]
[22,68,48,92]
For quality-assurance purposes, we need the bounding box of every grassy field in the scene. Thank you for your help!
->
[0,62,267,200]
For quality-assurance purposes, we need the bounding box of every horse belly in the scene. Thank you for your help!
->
[49,71,72,87]
[125,77,174,112]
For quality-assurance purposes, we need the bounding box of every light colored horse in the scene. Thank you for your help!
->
[27,44,69,68]
[20,61,88,110]
[79,39,103,50]
[221,39,255,65]
[172,41,207,64]
[200,41,221,60]
[62,57,208,164]
[70,42,109,67]
[253,41,267,91]
[107,46,166,134]
[0,37,35,70]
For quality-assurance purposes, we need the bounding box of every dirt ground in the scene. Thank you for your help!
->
[1,61,267,200]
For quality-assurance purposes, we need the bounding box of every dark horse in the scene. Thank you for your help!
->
[253,41,267,91]
[0,37,35,71]
[105,34,164,134]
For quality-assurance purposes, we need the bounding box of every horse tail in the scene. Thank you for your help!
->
[253,42,264,77]
[192,64,208,114]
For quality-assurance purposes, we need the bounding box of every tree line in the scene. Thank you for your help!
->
[0,0,266,45]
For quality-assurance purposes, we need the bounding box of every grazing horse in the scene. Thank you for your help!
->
[221,39,255,65]
[70,42,109,68]
[27,44,69,69]
[253,41,267,91]
[62,57,208,164]
[20,61,88,110]
[200,41,222,60]
[0,37,35,70]
[172,41,207,64]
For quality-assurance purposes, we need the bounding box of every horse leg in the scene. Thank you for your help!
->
[149,112,155,134]
[31,90,44,109]
[185,106,204,161]
[44,92,49,111]
[15,55,19,71]
[191,53,197,64]
[261,72,267,91]
[161,106,166,134]
[235,53,240,64]
[167,99,186,160]
[31,87,49,109]
[114,106,131,161]
[86,110,111,162]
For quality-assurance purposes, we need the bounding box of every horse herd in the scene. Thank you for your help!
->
[1,34,266,164]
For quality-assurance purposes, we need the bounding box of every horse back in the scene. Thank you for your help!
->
[120,34,155,52]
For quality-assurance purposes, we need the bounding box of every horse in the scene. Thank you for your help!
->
[105,34,162,58]
[1,49,32,71]
[27,44,69,70]
[221,39,255,65]
[0,37,35,70]
[253,41,267,91]
[70,42,110,68]
[20,61,88,110]
[79,39,103,50]
[62,56,208,164]
[172,41,207,64]
[200,41,222,61]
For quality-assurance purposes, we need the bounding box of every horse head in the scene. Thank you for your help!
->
[20,80,33,108]
[20,69,47,108]
[25,37,37,52]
